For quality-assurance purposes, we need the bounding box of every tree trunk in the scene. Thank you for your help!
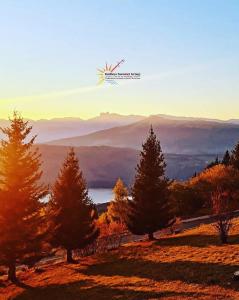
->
[218,221,228,244]
[220,229,228,244]
[148,232,154,241]
[66,249,74,263]
[8,262,17,283]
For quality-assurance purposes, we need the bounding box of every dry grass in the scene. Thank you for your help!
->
[2,221,239,299]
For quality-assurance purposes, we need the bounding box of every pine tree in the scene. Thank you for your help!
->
[50,148,99,263]
[126,126,174,240]
[222,150,230,166]
[0,112,48,282]
[205,156,220,170]
[107,178,128,224]
[192,172,197,178]
[230,143,239,170]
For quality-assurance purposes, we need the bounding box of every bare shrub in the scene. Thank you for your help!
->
[75,221,126,258]
[212,188,233,244]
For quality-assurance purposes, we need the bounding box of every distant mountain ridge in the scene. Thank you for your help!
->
[46,115,239,154]
[2,113,239,154]
[0,113,145,143]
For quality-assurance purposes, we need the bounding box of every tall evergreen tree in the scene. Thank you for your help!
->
[107,178,128,224]
[50,148,99,263]
[0,112,48,282]
[230,143,239,170]
[126,126,174,240]
[222,150,231,166]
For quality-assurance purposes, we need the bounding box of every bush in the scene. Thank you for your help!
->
[75,216,126,258]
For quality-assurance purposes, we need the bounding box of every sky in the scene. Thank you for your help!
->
[0,0,239,120]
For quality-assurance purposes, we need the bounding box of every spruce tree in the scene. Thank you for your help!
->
[0,112,48,282]
[230,143,239,170]
[107,178,128,224]
[50,148,99,263]
[222,150,230,166]
[205,156,220,170]
[126,126,174,240]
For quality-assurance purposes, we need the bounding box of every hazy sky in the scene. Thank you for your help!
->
[1,0,239,120]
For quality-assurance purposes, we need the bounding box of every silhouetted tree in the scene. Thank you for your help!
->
[222,150,230,166]
[107,178,128,224]
[126,127,174,240]
[50,148,99,263]
[0,112,48,282]
[192,172,197,178]
[230,143,239,170]
[205,156,220,170]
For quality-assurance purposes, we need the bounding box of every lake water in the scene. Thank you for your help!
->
[89,188,113,204]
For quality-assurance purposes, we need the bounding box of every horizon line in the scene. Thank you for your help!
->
[0,112,238,123]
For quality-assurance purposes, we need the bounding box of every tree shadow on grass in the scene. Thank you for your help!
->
[12,281,210,300]
[0,279,33,289]
[14,280,33,289]
[8,256,239,299]
[82,257,239,289]
[156,233,239,248]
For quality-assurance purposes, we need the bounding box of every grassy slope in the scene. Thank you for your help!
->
[2,222,239,300]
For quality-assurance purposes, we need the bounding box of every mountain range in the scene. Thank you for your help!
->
[46,114,239,154]
[1,113,239,186]
[0,113,145,143]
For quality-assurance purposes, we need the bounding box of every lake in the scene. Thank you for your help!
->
[89,188,113,204]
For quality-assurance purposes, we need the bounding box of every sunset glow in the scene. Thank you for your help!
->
[0,1,239,120]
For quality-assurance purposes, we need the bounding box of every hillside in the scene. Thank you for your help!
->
[38,145,217,187]
[2,222,239,300]
[46,115,239,154]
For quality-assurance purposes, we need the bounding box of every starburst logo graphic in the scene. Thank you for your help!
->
[97,59,125,85]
